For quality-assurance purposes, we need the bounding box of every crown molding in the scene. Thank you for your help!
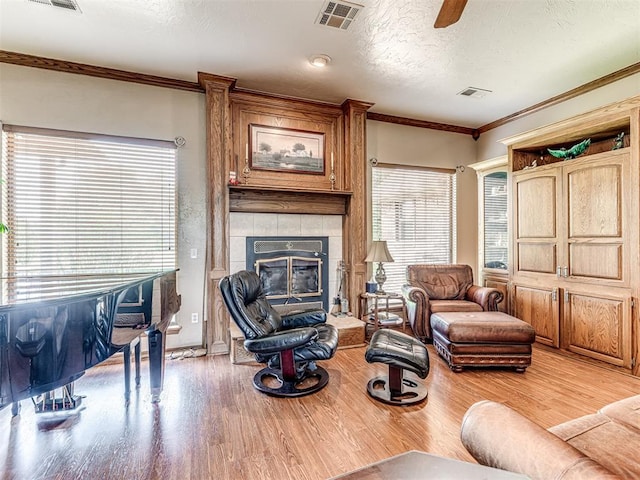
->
[478,60,640,134]
[0,50,203,93]
[367,112,477,137]
[3,50,639,139]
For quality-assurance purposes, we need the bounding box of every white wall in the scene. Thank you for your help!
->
[366,120,478,272]
[0,63,207,348]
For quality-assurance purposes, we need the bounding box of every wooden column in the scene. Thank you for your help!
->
[342,99,374,316]
[198,73,236,355]
[631,106,640,377]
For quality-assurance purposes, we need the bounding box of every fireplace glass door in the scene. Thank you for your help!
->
[256,256,322,300]
[247,236,329,310]
[257,257,288,298]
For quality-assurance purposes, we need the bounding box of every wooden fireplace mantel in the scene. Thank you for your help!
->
[228,185,352,215]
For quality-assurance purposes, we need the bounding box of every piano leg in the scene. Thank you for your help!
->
[123,344,131,402]
[147,329,165,403]
[122,337,143,403]
[11,401,20,416]
[134,339,141,388]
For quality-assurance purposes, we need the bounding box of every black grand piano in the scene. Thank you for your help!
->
[0,270,181,416]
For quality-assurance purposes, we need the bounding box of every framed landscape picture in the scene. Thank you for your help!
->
[249,124,325,174]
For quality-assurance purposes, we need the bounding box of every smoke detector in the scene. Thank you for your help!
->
[316,1,363,30]
[27,0,81,12]
[457,87,492,99]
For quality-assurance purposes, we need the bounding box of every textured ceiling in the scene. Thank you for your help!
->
[1,0,639,128]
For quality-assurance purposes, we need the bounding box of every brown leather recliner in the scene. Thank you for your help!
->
[402,264,503,342]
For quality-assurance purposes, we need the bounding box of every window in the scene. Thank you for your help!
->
[483,171,508,270]
[371,163,456,293]
[1,125,177,303]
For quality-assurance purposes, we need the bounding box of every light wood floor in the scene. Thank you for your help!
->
[2,344,640,480]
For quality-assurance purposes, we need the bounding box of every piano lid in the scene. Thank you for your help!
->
[0,270,177,308]
[0,270,180,410]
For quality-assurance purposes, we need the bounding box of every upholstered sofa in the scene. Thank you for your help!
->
[402,264,503,342]
[460,396,640,479]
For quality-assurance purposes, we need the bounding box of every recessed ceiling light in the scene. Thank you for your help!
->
[309,54,332,68]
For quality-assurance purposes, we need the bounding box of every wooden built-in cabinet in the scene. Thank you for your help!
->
[504,94,639,373]
[513,151,630,287]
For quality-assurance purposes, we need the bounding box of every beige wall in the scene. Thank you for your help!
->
[1,61,638,348]
[0,63,207,348]
[476,73,640,161]
[366,121,478,272]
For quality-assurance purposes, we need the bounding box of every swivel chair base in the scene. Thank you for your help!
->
[367,365,428,406]
[365,329,430,406]
[253,365,330,397]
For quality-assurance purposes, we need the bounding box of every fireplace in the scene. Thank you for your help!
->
[246,236,329,311]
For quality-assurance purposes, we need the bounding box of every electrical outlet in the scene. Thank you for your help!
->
[190,248,198,259]
[191,313,198,323]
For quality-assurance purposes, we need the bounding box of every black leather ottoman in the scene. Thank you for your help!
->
[364,329,430,406]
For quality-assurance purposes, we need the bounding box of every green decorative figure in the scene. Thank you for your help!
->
[612,132,625,150]
[547,138,591,160]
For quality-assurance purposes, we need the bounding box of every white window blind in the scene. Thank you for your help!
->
[483,172,508,270]
[1,125,177,303]
[371,163,456,293]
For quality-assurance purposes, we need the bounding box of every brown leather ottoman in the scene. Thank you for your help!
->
[430,312,535,372]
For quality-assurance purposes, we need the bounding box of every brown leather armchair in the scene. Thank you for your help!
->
[402,264,503,342]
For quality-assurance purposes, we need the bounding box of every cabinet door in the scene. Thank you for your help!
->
[513,283,559,347]
[563,152,629,286]
[513,169,561,278]
[563,288,632,367]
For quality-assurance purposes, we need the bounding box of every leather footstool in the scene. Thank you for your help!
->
[430,312,535,372]
[364,329,430,406]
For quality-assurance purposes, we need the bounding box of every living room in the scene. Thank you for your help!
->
[1,0,640,478]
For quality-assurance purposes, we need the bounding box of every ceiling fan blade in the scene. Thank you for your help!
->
[434,0,468,28]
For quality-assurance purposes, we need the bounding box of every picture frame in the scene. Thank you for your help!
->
[249,124,325,174]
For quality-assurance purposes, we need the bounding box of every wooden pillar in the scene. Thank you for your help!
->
[342,99,374,316]
[198,73,236,355]
[631,106,640,377]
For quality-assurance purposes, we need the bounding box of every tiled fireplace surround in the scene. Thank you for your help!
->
[229,212,344,306]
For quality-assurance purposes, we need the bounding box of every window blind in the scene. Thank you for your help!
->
[371,163,456,293]
[483,172,508,270]
[1,125,177,303]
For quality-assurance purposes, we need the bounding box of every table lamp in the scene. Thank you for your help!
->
[364,240,394,294]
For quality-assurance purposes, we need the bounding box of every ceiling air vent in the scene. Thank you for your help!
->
[457,87,492,99]
[27,0,81,12]
[316,1,363,30]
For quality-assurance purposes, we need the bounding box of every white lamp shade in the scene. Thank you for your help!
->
[364,240,394,263]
